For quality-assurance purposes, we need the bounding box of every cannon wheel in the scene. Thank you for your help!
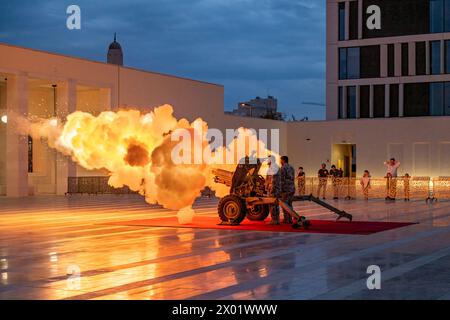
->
[247,204,270,221]
[218,195,247,224]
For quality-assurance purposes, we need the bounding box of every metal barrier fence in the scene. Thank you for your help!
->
[298,176,444,201]
[67,177,136,195]
[67,176,450,201]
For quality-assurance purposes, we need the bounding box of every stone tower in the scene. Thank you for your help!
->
[107,33,123,66]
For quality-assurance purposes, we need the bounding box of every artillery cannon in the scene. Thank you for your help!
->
[212,158,352,229]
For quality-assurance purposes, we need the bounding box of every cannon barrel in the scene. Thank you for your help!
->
[212,168,234,187]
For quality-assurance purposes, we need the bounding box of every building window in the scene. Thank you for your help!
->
[339,47,360,80]
[373,85,385,118]
[430,40,441,75]
[339,48,347,79]
[347,47,360,79]
[27,136,33,173]
[390,84,399,117]
[359,85,370,118]
[401,43,409,76]
[404,83,429,117]
[445,82,450,115]
[405,82,450,117]
[430,0,444,33]
[338,86,343,119]
[360,46,380,78]
[430,0,450,33]
[446,0,450,31]
[388,44,395,77]
[347,86,357,119]
[349,1,358,40]
[416,42,427,76]
[446,40,450,73]
[338,2,346,41]
[430,82,444,116]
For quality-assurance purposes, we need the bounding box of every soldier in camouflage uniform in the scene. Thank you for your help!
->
[280,156,296,224]
[266,156,281,225]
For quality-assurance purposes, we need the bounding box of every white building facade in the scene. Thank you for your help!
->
[290,0,450,179]
[1,0,450,197]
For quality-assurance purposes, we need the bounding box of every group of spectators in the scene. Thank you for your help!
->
[296,158,411,202]
[264,156,411,225]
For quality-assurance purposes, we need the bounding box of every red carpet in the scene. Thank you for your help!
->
[107,216,416,235]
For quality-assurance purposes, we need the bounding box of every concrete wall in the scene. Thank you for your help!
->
[287,116,450,178]
[0,42,226,195]
[2,41,450,197]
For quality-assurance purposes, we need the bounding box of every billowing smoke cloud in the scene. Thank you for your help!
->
[15,104,277,224]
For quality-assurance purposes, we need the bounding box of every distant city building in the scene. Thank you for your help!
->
[107,33,123,66]
[231,96,283,120]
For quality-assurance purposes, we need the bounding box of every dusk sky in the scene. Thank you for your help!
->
[0,0,326,120]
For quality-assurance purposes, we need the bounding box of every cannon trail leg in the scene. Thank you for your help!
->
[292,195,353,222]
[278,200,311,229]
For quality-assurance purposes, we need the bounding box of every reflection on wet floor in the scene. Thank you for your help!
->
[1,194,450,300]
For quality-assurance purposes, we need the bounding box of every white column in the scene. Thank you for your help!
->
[394,43,402,77]
[55,80,77,195]
[345,1,350,41]
[6,73,28,197]
[358,0,363,39]
[369,85,374,118]
[385,84,390,117]
[399,83,404,117]
[356,85,361,118]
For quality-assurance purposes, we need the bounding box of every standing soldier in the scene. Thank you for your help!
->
[384,158,401,201]
[360,170,371,200]
[297,167,306,196]
[266,157,281,225]
[317,163,329,200]
[330,165,341,200]
[280,156,296,224]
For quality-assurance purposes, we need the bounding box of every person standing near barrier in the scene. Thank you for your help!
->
[317,163,329,200]
[330,165,342,200]
[360,170,371,200]
[297,167,306,196]
[266,158,281,225]
[403,173,411,201]
[385,173,398,200]
[280,156,296,224]
[384,158,400,201]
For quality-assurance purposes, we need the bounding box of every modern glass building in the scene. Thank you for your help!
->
[327,0,450,120]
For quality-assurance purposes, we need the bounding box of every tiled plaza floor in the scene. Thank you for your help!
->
[1,194,450,300]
